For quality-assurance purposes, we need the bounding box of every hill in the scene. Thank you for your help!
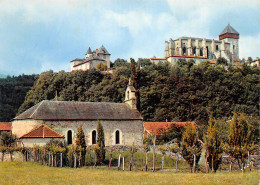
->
[0,74,37,121]
[17,61,259,125]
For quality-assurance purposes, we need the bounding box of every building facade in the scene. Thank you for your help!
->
[151,24,239,65]
[70,45,111,72]
[12,82,143,147]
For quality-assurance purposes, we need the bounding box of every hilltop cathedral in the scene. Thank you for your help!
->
[151,24,240,65]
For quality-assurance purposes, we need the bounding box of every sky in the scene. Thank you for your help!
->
[0,0,259,75]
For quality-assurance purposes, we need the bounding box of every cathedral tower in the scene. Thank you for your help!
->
[219,24,239,61]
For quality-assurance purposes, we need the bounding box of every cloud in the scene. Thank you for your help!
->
[240,33,260,59]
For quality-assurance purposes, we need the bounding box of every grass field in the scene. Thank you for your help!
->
[0,162,259,185]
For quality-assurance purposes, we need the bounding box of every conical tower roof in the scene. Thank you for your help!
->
[220,24,239,35]
[85,47,92,55]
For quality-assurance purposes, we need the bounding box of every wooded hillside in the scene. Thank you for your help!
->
[0,75,37,121]
[17,60,259,125]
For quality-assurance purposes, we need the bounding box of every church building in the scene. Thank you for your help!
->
[12,80,143,147]
[70,45,111,72]
[151,24,239,65]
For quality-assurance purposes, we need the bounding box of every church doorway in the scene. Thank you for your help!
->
[92,130,97,144]
[67,130,72,145]
[115,130,120,144]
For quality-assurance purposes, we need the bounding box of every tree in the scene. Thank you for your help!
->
[143,142,150,171]
[181,124,202,173]
[75,124,86,167]
[217,57,228,65]
[170,143,182,173]
[95,120,105,165]
[113,58,129,68]
[204,113,222,172]
[0,132,16,147]
[96,62,107,71]
[225,113,258,172]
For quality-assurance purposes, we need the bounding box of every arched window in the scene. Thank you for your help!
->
[115,130,120,144]
[67,130,72,145]
[92,130,97,144]
[127,91,129,100]
[182,47,186,56]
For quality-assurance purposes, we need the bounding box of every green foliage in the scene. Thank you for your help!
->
[225,113,258,170]
[204,113,223,172]
[217,57,228,65]
[0,74,37,121]
[181,124,202,171]
[96,62,107,71]
[75,124,86,166]
[95,120,105,165]
[0,132,16,147]
[113,58,129,68]
[16,59,259,126]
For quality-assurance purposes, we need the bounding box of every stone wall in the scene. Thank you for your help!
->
[44,120,143,146]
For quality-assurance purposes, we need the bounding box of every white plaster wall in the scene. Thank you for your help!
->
[12,119,42,138]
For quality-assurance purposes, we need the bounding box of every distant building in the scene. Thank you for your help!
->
[12,80,143,147]
[249,57,260,67]
[70,45,111,72]
[151,24,240,65]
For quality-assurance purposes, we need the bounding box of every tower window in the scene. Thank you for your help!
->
[233,45,235,50]
[216,45,218,51]
[92,130,97,144]
[200,48,203,56]
[193,47,196,55]
[115,130,120,144]
[67,130,72,145]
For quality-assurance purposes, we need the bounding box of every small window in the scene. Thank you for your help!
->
[67,130,72,145]
[216,45,218,51]
[233,45,235,50]
[127,91,130,100]
[92,130,97,144]
[115,130,120,144]
[193,47,196,55]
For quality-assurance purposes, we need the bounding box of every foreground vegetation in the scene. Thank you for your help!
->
[0,162,259,185]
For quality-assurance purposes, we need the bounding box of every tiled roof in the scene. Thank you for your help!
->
[143,122,195,135]
[0,122,12,131]
[20,125,63,138]
[220,24,239,35]
[15,100,143,120]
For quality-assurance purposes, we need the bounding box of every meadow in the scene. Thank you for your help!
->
[0,162,259,185]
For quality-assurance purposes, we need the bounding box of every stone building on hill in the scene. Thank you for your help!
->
[70,45,111,72]
[12,81,143,147]
[151,24,239,65]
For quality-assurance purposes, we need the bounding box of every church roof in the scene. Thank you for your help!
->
[220,24,239,35]
[19,124,63,138]
[98,45,110,55]
[14,100,143,120]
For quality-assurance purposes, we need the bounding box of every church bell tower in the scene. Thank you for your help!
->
[124,78,137,109]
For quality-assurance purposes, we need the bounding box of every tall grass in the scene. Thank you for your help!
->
[0,162,259,185]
